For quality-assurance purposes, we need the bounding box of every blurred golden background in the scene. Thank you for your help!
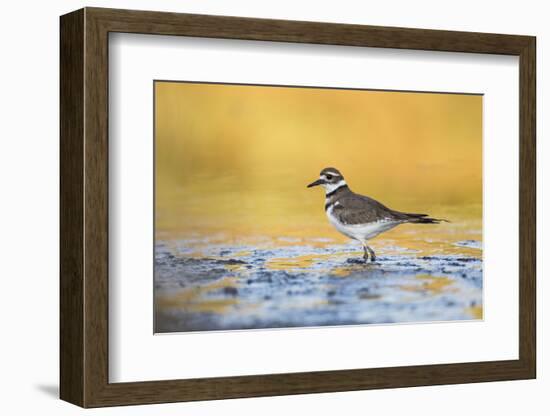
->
[155,81,482,241]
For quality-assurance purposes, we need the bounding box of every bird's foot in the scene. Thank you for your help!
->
[366,246,377,262]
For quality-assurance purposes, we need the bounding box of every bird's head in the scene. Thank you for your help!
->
[307,167,347,193]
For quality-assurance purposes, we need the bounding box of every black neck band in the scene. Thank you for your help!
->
[326,184,348,198]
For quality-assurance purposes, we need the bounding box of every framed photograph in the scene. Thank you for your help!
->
[60,7,536,407]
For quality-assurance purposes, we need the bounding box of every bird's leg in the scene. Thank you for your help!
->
[366,246,376,262]
[362,243,369,263]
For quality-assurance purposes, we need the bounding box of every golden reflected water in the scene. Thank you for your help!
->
[155,81,482,241]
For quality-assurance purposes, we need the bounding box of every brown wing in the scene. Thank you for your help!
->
[333,194,403,225]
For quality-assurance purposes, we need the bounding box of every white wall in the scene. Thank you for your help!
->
[0,0,545,414]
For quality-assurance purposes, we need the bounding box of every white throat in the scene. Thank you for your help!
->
[324,179,347,195]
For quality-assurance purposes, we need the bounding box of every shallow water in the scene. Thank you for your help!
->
[154,224,482,333]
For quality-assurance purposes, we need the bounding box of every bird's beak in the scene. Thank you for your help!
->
[307,179,324,188]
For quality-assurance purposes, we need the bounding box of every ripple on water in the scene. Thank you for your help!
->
[154,235,483,332]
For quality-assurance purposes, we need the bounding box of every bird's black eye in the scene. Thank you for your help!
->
[325,174,333,180]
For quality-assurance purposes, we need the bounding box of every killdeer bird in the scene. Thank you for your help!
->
[307,167,446,262]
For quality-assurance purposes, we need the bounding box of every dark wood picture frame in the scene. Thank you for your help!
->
[60,7,536,408]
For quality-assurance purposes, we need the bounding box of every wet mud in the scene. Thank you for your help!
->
[155,234,482,333]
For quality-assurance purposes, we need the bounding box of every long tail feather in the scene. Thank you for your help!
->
[393,210,449,224]
[405,214,449,224]
[407,216,449,224]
